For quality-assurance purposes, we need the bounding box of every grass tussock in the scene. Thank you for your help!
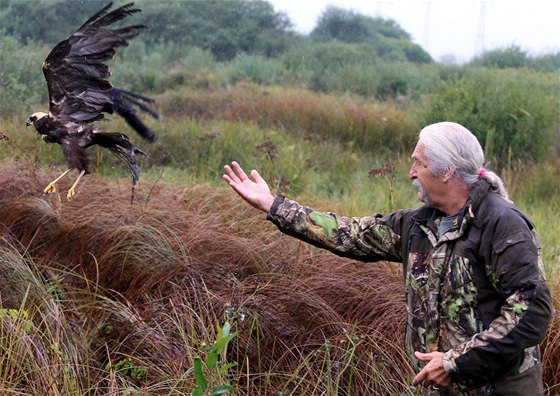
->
[0,165,557,395]
[0,165,419,395]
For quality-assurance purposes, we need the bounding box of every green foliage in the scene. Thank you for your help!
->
[0,308,32,333]
[224,54,286,85]
[281,41,435,99]
[472,45,560,72]
[0,35,46,116]
[471,45,532,69]
[105,357,148,381]
[419,68,559,165]
[530,52,560,73]
[288,41,379,93]
[191,321,237,396]
[111,43,220,93]
[0,0,297,62]
[311,6,410,42]
[0,0,104,45]
[310,6,432,64]
[134,0,295,61]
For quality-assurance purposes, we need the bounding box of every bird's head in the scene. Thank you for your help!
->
[26,112,48,127]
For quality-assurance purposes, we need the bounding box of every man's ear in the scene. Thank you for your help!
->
[442,168,456,183]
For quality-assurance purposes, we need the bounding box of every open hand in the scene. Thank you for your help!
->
[223,161,275,213]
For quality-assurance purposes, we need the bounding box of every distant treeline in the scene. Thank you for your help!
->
[1,0,558,70]
[0,0,430,63]
[0,0,558,165]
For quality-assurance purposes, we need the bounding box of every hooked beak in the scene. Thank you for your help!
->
[26,118,33,127]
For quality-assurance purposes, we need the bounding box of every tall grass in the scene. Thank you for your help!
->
[1,73,558,395]
[0,167,417,394]
[0,163,557,395]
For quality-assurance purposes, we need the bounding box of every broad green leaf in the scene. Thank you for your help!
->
[191,387,203,396]
[207,351,218,370]
[210,333,237,354]
[193,357,208,390]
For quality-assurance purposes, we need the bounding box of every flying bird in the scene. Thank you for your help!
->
[26,2,160,201]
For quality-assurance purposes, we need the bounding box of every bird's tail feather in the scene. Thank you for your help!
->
[112,88,161,142]
[93,132,145,185]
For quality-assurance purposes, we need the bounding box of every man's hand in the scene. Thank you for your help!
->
[223,161,275,213]
[412,351,452,390]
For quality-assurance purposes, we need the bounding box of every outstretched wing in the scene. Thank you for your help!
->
[42,2,158,141]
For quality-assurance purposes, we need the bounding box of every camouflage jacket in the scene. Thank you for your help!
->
[266,180,553,395]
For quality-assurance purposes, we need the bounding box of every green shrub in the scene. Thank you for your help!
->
[419,68,559,165]
[223,54,286,85]
[0,35,47,116]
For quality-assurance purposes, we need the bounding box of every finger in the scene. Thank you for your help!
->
[412,370,426,387]
[224,164,242,183]
[414,351,432,362]
[231,161,250,181]
[250,169,264,184]
[223,174,234,184]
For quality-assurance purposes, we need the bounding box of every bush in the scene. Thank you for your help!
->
[0,35,47,116]
[419,68,559,166]
[472,45,560,73]
[223,54,286,85]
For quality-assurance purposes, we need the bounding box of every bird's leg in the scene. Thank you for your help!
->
[67,170,86,201]
[44,169,72,195]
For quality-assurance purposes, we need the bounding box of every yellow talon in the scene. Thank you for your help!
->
[67,187,76,201]
[44,182,58,194]
[66,170,86,201]
[43,169,72,195]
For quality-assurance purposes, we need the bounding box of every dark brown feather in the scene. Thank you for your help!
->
[29,2,160,189]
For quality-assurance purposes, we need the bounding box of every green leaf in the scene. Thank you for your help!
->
[191,387,203,396]
[193,357,208,390]
[221,321,231,337]
[210,385,233,395]
[207,350,218,370]
[218,362,237,375]
[210,332,237,354]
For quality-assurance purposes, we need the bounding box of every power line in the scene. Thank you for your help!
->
[422,1,432,51]
[475,1,493,56]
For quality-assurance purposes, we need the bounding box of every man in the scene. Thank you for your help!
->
[223,122,552,395]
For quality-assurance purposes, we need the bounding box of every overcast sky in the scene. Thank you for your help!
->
[268,0,560,63]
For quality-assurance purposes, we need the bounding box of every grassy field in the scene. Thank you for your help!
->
[0,83,558,395]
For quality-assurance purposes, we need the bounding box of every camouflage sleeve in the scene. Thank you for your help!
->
[266,194,405,263]
[442,219,553,389]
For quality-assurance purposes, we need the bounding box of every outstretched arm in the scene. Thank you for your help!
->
[223,161,275,213]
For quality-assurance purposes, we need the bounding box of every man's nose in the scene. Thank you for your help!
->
[409,164,417,180]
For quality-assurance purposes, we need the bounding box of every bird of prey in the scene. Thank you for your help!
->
[26,2,160,201]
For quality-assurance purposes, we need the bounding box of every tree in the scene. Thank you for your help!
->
[311,6,410,43]
[310,6,431,64]
[0,0,297,61]
[471,45,531,69]
[134,0,296,61]
[0,0,106,45]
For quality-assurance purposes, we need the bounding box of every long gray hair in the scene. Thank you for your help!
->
[419,122,511,202]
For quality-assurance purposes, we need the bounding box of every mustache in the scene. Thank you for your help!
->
[412,179,431,205]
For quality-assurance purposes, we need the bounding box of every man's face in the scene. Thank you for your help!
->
[409,142,444,206]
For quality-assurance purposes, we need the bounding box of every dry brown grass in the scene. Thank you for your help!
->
[158,83,417,153]
[0,165,557,394]
[0,165,412,394]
